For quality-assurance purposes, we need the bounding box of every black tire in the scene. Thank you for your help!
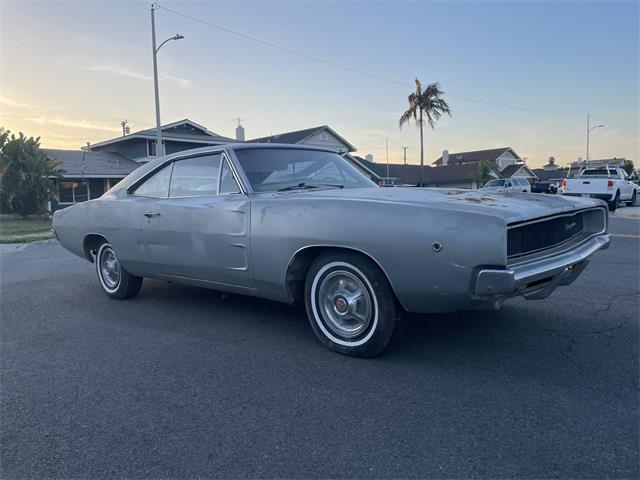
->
[608,191,620,211]
[626,191,636,207]
[95,242,143,299]
[304,251,402,357]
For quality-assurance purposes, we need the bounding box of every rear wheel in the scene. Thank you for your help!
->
[626,190,636,207]
[608,191,620,211]
[304,252,402,357]
[96,242,142,299]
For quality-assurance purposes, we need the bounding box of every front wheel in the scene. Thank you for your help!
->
[96,242,143,299]
[626,191,637,207]
[304,252,402,357]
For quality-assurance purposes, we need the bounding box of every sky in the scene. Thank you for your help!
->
[0,0,638,167]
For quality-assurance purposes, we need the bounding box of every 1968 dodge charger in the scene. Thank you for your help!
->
[53,144,610,356]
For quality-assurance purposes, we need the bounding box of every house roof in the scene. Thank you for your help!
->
[501,163,538,178]
[433,147,517,165]
[348,156,499,185]
[44,149,140,177]
[89,119,235,149]
[248,125,357,152]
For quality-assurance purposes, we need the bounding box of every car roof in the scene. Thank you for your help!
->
[147,143,341,165]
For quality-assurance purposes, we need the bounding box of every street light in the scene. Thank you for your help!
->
[586,113,604,161]
[151,3,184,157]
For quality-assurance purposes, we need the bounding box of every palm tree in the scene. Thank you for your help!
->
[399,79,451,186]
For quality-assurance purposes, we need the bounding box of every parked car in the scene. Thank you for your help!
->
[531,181,559,194]
[481,177,531,193]
[560,166,636,210]
[53,144,610,357]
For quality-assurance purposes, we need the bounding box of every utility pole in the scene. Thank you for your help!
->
[386,138,389,185]
[586,113,605,162]
[150,3,184,157]
[402,146,408,165]
[151,4,162,156]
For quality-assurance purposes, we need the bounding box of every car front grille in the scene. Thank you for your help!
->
[508,210,589,258]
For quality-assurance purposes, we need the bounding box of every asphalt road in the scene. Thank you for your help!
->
[1,218,638,479]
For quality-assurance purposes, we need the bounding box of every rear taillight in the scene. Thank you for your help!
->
[562,179,567,189]
[607,180,614,188]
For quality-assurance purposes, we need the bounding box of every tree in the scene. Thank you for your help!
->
[0,128,61,216]
[622,160,635,177]
[474,160,497,188]
[399,79,451,186]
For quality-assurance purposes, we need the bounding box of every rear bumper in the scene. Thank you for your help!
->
[474,233,610,300]
[563,192,613,202]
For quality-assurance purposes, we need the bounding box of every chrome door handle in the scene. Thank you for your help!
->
[144,212,160,218]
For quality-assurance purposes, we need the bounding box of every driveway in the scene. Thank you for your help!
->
[1,218,638,478]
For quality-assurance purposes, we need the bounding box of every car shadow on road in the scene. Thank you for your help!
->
[129,279,637,391]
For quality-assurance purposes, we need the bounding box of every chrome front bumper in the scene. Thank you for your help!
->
[474,233,610,300]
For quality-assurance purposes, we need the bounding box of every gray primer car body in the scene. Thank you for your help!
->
[53,144,610,313]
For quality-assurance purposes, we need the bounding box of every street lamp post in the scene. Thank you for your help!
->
[586,113,604,161]
[151,3,183,157]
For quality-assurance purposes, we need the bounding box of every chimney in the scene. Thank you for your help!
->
[235,125,245,141]
[365,154,374,163]
[442,149,449,166]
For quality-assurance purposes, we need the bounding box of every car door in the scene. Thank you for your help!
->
[134,153,254,288]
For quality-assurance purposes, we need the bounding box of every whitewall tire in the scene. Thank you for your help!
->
[304,252,402,357]
[95,242,143,300]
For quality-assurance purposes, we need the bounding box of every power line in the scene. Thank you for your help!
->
[158,3,589,117]
[590,114,638,134]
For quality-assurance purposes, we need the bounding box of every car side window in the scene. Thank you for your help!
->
[505,180,512,187]
[132,163,173,198]
[169,154,221,197]
[219,158,241,194]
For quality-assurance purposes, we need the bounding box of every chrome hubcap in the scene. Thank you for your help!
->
[100,247,120,289]
[318,270,373,339]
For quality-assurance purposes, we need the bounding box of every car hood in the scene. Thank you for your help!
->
[270,187,605,224]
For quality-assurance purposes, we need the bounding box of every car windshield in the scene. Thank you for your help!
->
[484,179,505,187]
[234,148,376,192]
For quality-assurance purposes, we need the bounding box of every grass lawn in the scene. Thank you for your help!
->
[0,218,53,243]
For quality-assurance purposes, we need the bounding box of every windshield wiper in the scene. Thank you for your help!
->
[277,182,344,192]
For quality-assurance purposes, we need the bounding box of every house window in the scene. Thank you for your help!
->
[58,180,90,204]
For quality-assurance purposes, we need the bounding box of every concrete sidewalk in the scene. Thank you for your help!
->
[612,205,640,219]
[0,239,56,256]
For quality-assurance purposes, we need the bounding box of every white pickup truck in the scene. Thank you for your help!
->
[560,166,636,211]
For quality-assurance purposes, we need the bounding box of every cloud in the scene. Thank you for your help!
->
[83,62,192,89]
[0,94,36,109]
[84,63,151,81]
[27,115,121,132]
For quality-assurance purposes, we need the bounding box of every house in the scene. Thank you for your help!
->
[45,119,237,210]
[433,147,536,182]
[45,149,141,210]
[433,147,522,170]
[89,119,236,163]
[45,120,359,209]
[248,125,356,154]
[345,155,502,188]
[500,163,538,181]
